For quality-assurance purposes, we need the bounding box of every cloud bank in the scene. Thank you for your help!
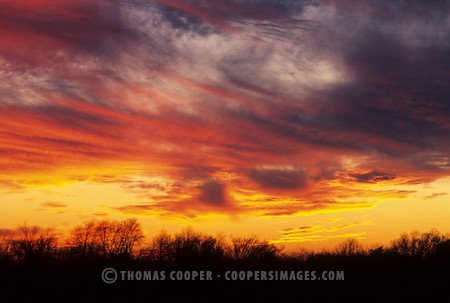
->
[1,0,449,217]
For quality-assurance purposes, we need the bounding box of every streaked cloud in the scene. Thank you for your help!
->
[424,193,448,200]
[41,202,67,209]
[271,220,374,243]
[38,202,68,214]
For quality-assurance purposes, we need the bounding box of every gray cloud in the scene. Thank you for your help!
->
[198,179,230,206]
[348,171,396,183]
[248,167,309,190]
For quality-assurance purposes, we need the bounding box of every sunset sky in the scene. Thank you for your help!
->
[1,0,449,250]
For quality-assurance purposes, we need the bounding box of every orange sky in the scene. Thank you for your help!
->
[1,0,449,250]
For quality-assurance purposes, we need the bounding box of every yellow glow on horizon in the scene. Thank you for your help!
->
[1,168,449,251]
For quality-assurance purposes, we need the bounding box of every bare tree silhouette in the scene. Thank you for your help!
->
[9,224,57,263]
[335,238,365,257]
[151,230,174,264]
[66,219,99,260]
[228,235,280,263]
[171,227,226,266]
[67,218,144,259]
[0,229,14,263]
[390,229,447,258]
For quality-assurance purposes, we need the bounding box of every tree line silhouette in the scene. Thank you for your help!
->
[1,218,449,267]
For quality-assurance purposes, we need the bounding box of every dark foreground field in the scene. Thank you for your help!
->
[1,259,449,303]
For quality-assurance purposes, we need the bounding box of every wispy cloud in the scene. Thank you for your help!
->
[41,202,67,208]
[271,220,373,243]
[424,193,448,200]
